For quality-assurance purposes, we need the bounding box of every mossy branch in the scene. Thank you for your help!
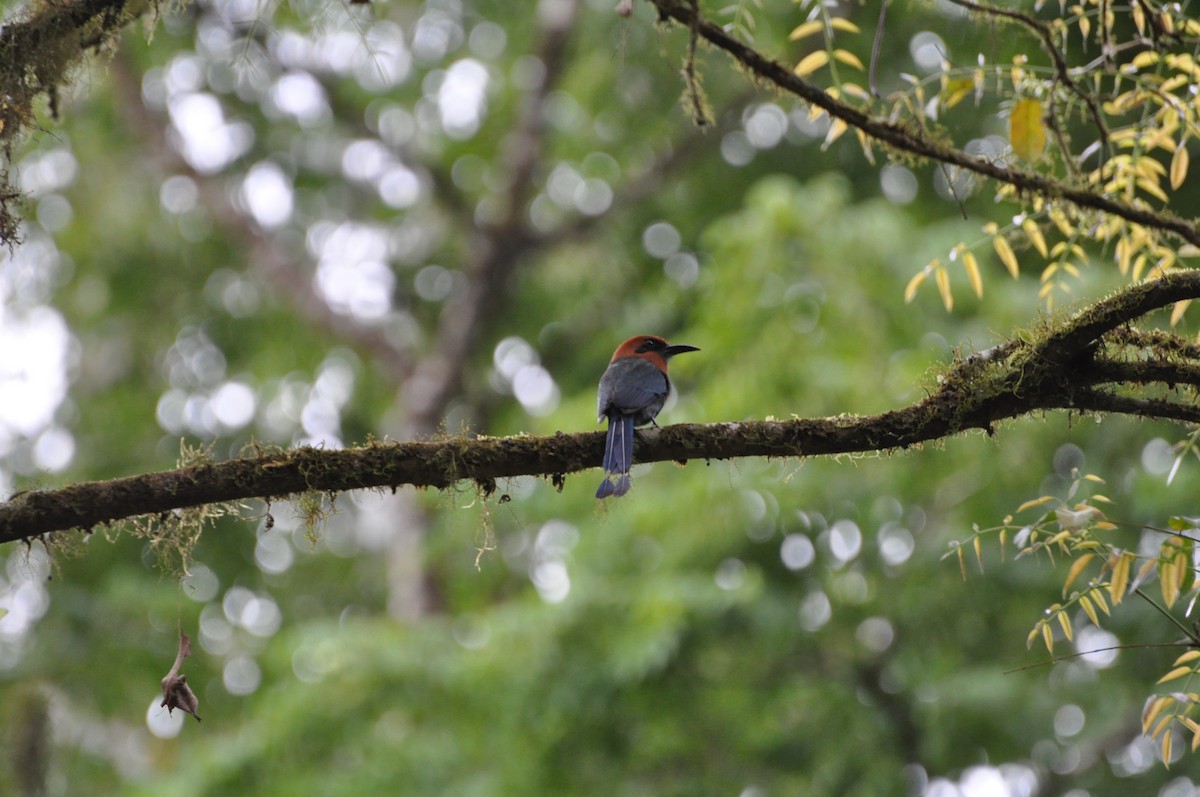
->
[4,271,1200,543]
[0,0,154,243]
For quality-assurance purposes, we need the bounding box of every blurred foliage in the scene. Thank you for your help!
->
[0,0,1199,795]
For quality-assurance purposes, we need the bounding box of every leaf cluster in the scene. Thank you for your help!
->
[953,467,1200,766]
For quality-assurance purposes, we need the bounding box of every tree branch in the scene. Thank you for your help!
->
[1084,359,1200,390]
[6,270,1200,542]
[643,0,1200,248]
[0,0,153,244]
[1034,274,1200,362]
[1068,390,1200,424]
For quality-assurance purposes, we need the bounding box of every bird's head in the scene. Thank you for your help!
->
[612,335,700,369]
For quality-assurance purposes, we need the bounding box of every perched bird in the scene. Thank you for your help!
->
[595,335,699,499]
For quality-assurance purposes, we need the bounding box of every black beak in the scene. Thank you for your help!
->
[662,344,700,358]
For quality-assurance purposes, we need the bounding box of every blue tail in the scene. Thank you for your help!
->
[596,414,635,499]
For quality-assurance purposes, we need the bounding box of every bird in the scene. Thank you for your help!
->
[595,335,699,499]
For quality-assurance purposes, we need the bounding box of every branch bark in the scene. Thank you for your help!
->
[6,270,1200,543]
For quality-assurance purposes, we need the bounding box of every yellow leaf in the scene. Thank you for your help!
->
[941,76,975,109]
[963,251,983,298]
[1109,551,1133,605]
[994,235,1020,278]
[1026,624,1041,649]
[1161,78,1189,108]
[1132,254,1149,283]
[1162,555,1180,607]
[973,535,984,573]
[1162,540,1187,608]
[1041,620,1054,653]
[1056,609,1073,641]
[1137,177,1169,203]
[1135,556,1158,588]
[1116,237,1132,275]
[1022,219,1048,258]
[829,17,860,34]
[822,117,848,148]
[935,264,953,311]
[855,128,875,165]
[1158,665,1193,684]
[842,82,870,101]
[1132,50,1161,69]
[1048,209,1073,236]
[1063,553,1094,597]
[789,20,824,41]
[795,50,830,78]
[1091,588,1110,615]
[832,49,864,71]
[1171,299,1191,326]
[1016,495,1054,513]
[1174,650,1200,666]
[1079,594,1099,626]
[1145,695,1172,733]
[1152,710,1171,739]
[957,544,966,581]
[1048,529,1072,548]
[904,269,928,303]
[1010,98,1047,162]
[1163,728,1173,766]
[1171,144,1189,190]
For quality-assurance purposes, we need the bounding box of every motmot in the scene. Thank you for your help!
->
[595,335,699,499]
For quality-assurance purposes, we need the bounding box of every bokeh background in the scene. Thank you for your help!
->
[1,0,1198,794]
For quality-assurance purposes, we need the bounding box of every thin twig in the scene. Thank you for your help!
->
[682,0,711,126]
[869,0,888,98]
[1003,642,1191,674]
[1135,587,1200,645]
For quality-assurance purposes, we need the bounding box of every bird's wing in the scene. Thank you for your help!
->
[598,357,669,415]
